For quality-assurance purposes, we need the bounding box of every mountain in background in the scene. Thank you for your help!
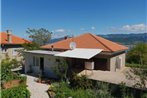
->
[49,33,147,45]
[98,33,147,45]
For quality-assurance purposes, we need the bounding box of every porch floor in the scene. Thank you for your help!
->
[78,67,147,89]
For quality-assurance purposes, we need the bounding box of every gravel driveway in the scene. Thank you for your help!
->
[26,75,49,98]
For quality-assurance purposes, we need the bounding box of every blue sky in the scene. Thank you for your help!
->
[1,0,147,38]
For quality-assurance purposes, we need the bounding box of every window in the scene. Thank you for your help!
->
[2,48,7,53]
[116,57,122,69]
[12,48,18,56]
[33,56,40,66]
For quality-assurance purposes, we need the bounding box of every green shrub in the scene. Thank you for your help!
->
[69,74,93,89]
[53,57,68,81]
[10,59,20,69]
[1,58,27,84]
[1,63,20,83]
[53,82,95,98]
[126,63,147,68]
[1,85,30,98]
[141,92,147,98]
[51,81,115,98]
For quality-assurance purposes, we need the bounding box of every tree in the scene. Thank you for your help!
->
[53,57,68,81]
[26,28,52,46]
[18,28,52,55]
[126,43,147,89]
[127,43,147,65]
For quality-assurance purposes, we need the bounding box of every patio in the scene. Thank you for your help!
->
[26,75,49,98]
[78,67,147,89]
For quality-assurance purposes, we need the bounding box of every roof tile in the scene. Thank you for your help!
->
[0,32,30,44]
[41,33,128,52]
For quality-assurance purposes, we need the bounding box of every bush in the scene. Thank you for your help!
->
[1,62,20,83]
[1,58,27,88]
[1,85,30,98]
[126,43,147,65]
[53,57,68,81]
[126,63,147,68]
[141,92,147,98]
[52,82,95,98]
[69,74,93,89]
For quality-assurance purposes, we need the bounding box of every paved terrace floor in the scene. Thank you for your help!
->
[26,75,49,98]
[78,67,147,89]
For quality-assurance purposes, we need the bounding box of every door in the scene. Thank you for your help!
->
[40,57,44,71]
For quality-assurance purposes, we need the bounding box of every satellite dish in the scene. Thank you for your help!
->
[70,42,76,49]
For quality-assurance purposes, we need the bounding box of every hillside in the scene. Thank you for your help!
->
[98,33,147,45]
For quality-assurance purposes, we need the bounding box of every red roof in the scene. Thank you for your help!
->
[0,32,30,45]
[41,33,128,52]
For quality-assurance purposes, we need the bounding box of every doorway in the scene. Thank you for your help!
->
[40,57,44,72]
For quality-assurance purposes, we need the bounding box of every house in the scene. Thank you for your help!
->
[24,33,128,78]
[0,30,30,61]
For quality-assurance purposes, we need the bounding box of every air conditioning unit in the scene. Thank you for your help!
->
[85,61,94,70]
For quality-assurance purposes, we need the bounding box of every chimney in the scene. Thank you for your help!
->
[6,30,12,43]
[64,36,67,40]
[51,45,54,51]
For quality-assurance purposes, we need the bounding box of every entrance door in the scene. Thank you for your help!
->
[40,57,44,71]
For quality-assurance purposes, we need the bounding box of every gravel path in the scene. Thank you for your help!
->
[26,75,49,98]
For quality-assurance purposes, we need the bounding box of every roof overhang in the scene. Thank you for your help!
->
[55,48,103,59]
[25,50,61,55]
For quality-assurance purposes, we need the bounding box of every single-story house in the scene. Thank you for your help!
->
[0,30,30,61]
[24,33,128,78]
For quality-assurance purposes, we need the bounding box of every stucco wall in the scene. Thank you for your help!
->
[109,53,126,72]
[24,53,58,78]
[0,47,23,61]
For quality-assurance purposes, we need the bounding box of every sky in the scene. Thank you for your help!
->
[1,0,147,39]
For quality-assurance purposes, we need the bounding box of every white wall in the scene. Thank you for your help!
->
[24,53,58,78]
[109,53,126,72]
[0,47,23,61]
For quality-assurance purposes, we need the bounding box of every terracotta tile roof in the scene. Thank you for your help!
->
[0,32,30,45]
[41,33,128,52]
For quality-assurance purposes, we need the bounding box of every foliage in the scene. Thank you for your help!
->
[69,74,93,89]
[49,80,147,98]
[26,28,52,46]
[52,82,96,98]
[1,57,21,69]
[1,61,18,82]
[93,82,114,98]
[1,85,30,98]
[126,63,147,68]
[126,43,147,89]
[53,57,68,81]
[22,42,40,50]
[51,81,115,98]
[127,43,147,65]
[141,92,147,98]
[1,59,26,83]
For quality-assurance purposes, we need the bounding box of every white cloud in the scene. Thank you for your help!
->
[80,28,85,31]
[54,29,65,33]
[52,28,72,38]
[91,26,95,30]
[110,23,147,33]
[122,24,147,32]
